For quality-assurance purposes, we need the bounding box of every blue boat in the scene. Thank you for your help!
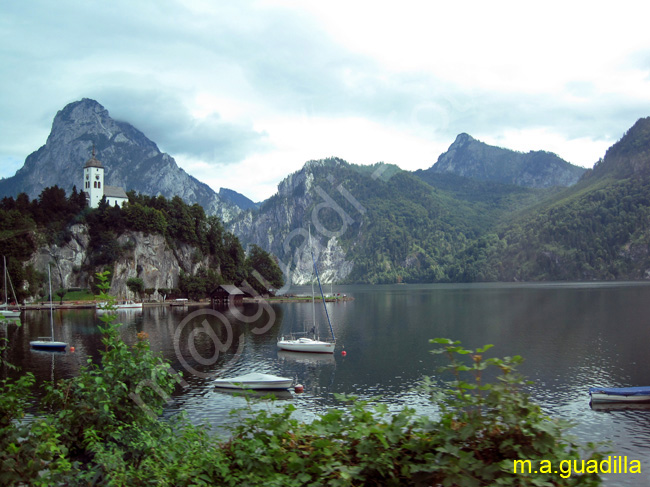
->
[589,386,650,403]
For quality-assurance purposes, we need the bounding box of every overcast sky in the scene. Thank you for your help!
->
[2,0,650,201]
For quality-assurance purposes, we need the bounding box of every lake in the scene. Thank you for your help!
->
[3,282,650,486]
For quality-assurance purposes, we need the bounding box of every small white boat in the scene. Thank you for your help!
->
[116,300,143,309]
[589,386,650,403]
[277,336,335,353]
[0,308,21,319]
[0,304,20,319]
[214,372,293,390]
[96,300,143,312]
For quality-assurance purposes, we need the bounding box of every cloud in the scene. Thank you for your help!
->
[2,0,650,200]
[94,87,269,164]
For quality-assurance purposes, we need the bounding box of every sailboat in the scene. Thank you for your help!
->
[277,227,336,354]
[0,256,21,319]
[30,265,67,352]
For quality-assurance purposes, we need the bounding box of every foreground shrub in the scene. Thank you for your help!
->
[422,338,604,486]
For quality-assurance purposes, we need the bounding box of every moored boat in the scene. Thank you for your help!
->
[1,256,20,318]
[277,226,336,354]
[214,372,293,390]
[589,386,650,403]
[96,300,143,313]
[29,339,68,352]
[0,307,21,319]
[30,265,67,352]
[277,336,335,353]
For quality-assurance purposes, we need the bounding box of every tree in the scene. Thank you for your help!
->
[144,288,156,302]
[126,277,144,300]
[178,271,205,301]
[55,288,67,305]
[221,234,247,284]
[245,245,284,294]
[157,288,169,302]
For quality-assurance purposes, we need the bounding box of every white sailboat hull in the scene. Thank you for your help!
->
[214,372,293,390]
[277,337,335,353]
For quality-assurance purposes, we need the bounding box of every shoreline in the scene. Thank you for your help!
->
[17,295,353,310]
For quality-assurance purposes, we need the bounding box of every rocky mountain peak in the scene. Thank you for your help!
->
[429,133,586,188]
[276,158,347,198]
[452,133,475,146]
[0,98,245,222]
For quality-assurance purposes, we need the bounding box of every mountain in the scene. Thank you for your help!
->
[219,188,259,211]
[230,119,650,284]
[0,99,245,222]
[460,118,650,281]
[4,98,650,285]
[228,158,504,285]
[424,133,586,188]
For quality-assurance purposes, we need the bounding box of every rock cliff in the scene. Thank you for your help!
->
[28,224,208,299]
[229,159,355,286]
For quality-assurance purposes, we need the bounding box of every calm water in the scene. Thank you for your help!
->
[3,282,650,486]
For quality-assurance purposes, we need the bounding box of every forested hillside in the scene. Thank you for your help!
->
[0,189,282,302]
[453,118,650,281]
[230,158,560,284]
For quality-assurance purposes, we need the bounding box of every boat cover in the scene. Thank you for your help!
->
[589,386,650,396]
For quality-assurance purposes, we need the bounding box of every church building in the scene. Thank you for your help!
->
[83,148,128,208]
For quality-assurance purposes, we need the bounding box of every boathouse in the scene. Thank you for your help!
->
[210,285,245,307]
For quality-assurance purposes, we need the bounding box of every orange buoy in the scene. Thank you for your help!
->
[341,350,347,356]
[70,346,75,353]
[294,384,304,393]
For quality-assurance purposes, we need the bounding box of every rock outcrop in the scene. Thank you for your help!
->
[229,159,355,286]
[28,224,209,299]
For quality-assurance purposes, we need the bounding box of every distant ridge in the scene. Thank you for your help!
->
[425,133,586,188]
[219,188,259,211]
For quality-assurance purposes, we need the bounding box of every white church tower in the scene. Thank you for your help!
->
[83,146,104,208]
[82,147,128,209]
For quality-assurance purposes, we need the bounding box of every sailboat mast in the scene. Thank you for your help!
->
[3,256,7,306]
[309,230,335,342]
[309,227,316,335]
[48,265,54,339]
